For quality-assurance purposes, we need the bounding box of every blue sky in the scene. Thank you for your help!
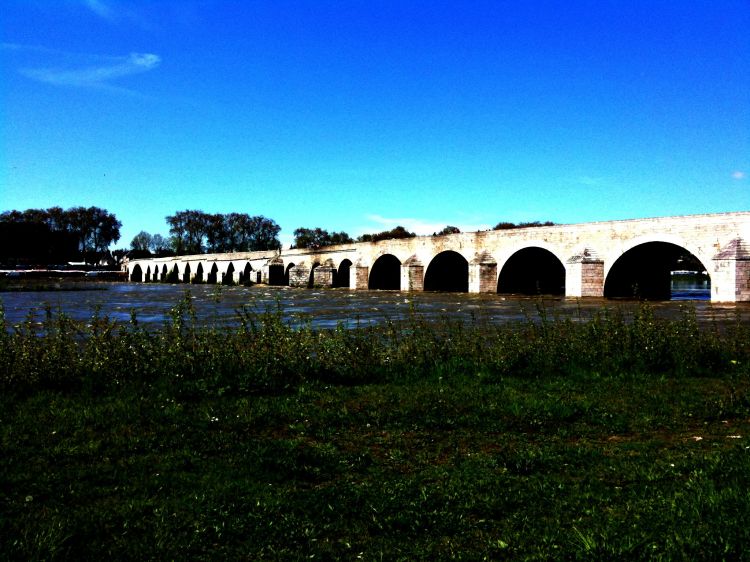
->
[2,1,748,249]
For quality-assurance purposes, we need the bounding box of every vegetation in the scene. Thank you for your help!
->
[434,225,461,235]
[166,210,282,255]
[493,221,556,230]
[0,206,121,265]
[130,231,170,256]
[2,299,750,560]
[358,225,417,242]
[292,227,354,249]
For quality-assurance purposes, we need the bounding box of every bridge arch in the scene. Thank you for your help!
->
[498,246,566,295]
[207,263,219,284]
[223,262,236,285]
[182,263,191,283]
[424,251,469,292]
[193,263,204,283]
[240,262,253,285]
[284,263,295,286]
[604,240,710,300]
[369,254,401,290]
[334,259,352,288]
[130,264,143,282]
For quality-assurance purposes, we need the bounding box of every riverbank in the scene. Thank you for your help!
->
[2,302,749,559]
[0,269,126,292]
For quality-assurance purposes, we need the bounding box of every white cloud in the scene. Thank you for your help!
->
[732,171,746,180]
[83,0,115,20]
[18,51,160,93]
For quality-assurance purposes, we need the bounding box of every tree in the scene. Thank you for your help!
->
[166,210,282,254]
[0,206,120,264]
[131,231,153,252]
[166,210,209,255]
[435,226,460,235]
[246,215,281,251]
[493,221,555,230]
[150,234,169,255]
[357,226,416,243]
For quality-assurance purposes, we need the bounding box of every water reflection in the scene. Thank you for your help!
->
[1,280,746,331]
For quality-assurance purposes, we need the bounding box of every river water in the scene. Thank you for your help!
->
[1,278,747,331]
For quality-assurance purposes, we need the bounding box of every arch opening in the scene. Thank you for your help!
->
[424,251,469,292]
[182,263,191,284]
[334,259,352,288]
[130,264,143,282]
[167,264,180,283]
[369,254,401,290]
[498,248,565,295]
[308,262,321,288]
[283,263,295,286]
[223,263,236,285]
[604,242,710,300]
[144,266,151,283]
[240,263,253,285]
[161,264,168,282]
[193,263,204,284]
[207,263,219,284]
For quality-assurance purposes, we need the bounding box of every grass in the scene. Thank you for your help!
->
[1,295,750,560]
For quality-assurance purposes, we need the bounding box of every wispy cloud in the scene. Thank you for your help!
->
[732,171,746,180]
[83,0,115,20]
[361,215,491,236]
[3,44,161,94]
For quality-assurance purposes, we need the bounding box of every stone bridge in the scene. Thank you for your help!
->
[125,212,750,302]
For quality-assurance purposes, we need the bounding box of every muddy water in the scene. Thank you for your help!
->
[1,279,746,331]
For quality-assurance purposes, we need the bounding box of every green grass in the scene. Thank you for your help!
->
[1,296,749,560]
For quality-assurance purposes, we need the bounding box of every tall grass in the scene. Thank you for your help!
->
[0,295,747,395]
[2,295,750,560]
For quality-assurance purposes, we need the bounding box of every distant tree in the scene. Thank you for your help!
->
[0,205,120,264]
[166,210,210,255]
[358,225,417,243]
[150,234,169,255]
[435,226,461,236]
[246,215,281,251]
[493,221,555,230]
[293,228,354,249]
[131,231,153,252]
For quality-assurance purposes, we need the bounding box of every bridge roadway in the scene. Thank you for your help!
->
[125,212,750,302]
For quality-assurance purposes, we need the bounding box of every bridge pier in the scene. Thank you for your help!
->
[566,250,604,298]
[289,263,311,287]
[351,263,369,290]
[712,239,750,302]
[401,257,424,291]
[468,252,497,293]
[312,260,336,288]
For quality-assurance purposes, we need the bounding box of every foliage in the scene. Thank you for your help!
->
[358,225,417,243]
[0,206,121,264]
[166,211,281,255]
[493,221,556,230]
[292,227,354,249]
[1,301,750,559]
[434,225,461,235]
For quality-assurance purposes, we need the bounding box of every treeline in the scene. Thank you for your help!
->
[0,207,121,266]
[166,210,281,255]
[292,225,418,248]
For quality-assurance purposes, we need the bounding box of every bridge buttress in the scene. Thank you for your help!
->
[401,257,424,292]
[312,261,336,288]
[566,251,604,298]
[468,252,497,293]
[712,239,750,303]
[351,263,369,290]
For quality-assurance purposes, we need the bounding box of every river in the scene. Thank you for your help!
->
[1,277,747,331]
